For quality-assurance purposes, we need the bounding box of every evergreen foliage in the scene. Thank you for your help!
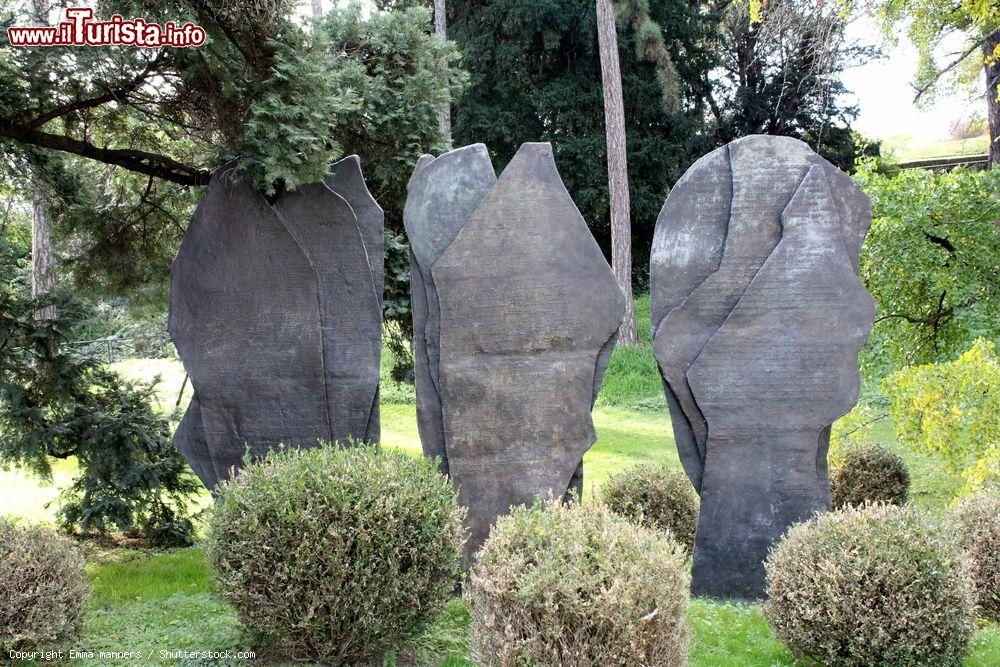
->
[1,3,462,340]
[448,0,717,287]
[0,231,197,546]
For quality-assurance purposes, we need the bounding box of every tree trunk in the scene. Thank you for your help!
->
[32,179,56,321]
[435,0,452,147]
[596,0,637,346]
[985,29,1000,167]
[311,0,322,17]
[31,0,55,321]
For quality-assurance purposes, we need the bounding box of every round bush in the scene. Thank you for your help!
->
[764,504,975,666]
[466,499,689,666]
[206,444,466,664]
[600,464,699,553]
[951,491,1000,622]
[0,519,89,653]
[829,442,910,509]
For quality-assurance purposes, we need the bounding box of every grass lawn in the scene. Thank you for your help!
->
[890,134,990,161]
[3,302,997,664]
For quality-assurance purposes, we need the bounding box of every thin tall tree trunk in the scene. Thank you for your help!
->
[311,0,322,18]
[32,185,56,320]
[596,0,637,346]
[434,0,452,147]
[31,0,55,320]
[985,29,1000,167]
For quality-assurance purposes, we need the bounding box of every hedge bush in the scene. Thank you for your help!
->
[206,444,466,664]
[951,491,1000,622]
[0,519,89,653]
[764,504,975,666]
[466,499,689,666]
[600,464,699,552]
[829,442,910,509]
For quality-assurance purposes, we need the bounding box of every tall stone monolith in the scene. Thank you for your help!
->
[406,143,625,565]
[169,156,383,489]
[650,135,875,599]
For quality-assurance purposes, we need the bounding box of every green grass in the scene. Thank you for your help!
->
[894,135,990,161]
[87,548,214,607]
[71,594,244,666]
[3,305,997,664]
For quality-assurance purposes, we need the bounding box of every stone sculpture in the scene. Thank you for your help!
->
[169,156,383,490]
[406,143,626,565]
[650,135,875,599]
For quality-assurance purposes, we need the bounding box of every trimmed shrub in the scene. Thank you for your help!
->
[600,464,699,552]
[951,491,1000,622]
[206,444,466,664]
[764,504,975,667]
[829,442,910,509]
[466,499,689,666]
[0,519,89,652]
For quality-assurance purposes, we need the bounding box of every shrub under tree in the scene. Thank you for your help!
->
[206,444,466,664]
[466,499,689,666]
[764,503,975,667]
[0,518,90,653]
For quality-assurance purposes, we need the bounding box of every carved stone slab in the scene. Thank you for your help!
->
[326,156,386,443]
[650,135,874,599]
[649,145,732,486]
[274,181,381,445]
[169,158,383,489]
[407,143,625,565]
[405,145,497,473]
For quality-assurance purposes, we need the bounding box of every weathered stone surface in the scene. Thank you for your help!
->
[274,181,381,445]
[408,142,624,565]
[404,144,496,475]
[172,393,216,488]
[652,136,871,493]
[327,155,385,304]
[326,155,385,442]
[650,135,874,599]
[170,161,383,489]
[169,169,330,487]
[649,145,732,331]
[649,145,732,486]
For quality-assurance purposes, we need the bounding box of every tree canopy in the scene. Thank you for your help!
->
[709,0,878,171]
[449,0,717,288]
[2,2,463,312]
[856,164,1000,378]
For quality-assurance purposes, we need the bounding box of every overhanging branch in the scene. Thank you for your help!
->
[912,34,991,104]
[0,121,211,186]
[28,52,169,130]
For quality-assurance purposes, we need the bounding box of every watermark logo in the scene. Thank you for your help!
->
[7,7,206,48]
